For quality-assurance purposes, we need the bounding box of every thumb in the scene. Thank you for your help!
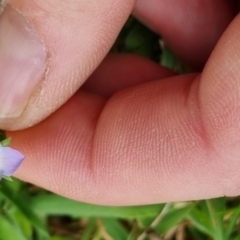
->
[0,0,134,130]
[197,13,240,197]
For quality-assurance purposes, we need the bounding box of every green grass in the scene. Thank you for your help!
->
[1,178,240,239]
[1,16,240,240]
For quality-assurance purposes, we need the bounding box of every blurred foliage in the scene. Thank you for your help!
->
[111,17,161,62]
[1,16,240,240]
[1,178,240,239]
[0,130,7,142]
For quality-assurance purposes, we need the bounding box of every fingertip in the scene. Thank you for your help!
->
[134,0,236,69]
[0,0,135,131]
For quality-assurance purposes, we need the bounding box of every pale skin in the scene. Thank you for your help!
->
[3,0,240,205]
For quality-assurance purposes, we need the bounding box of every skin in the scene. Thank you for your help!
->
[3,0,240,205]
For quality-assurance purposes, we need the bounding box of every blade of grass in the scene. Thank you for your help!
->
[10,210,33,238]
[101,218,128,240]
[81,218,96,240]
[187,205,213,236]
[0,215,28,240]
[137,203,172,240]
[206,199,225,240]
[160,42,176,70]
[30,193,163,219]
[0,181,49,238]
[50,237,72,240]
[224,206,240,239]
[125,20,159,59]
[155,204,194,234]
[127,221,139,240]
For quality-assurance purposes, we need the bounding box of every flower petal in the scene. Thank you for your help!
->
[1,146,24,176]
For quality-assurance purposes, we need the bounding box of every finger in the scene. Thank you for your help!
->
[0,0,135,130]
[10,56,176,205]
[133,0,236,69]
[12,73,221,206]
[83,54,175,97]
[197,12,240,196]
[10,13,240,205]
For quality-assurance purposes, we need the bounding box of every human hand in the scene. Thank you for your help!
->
[2,0,239,205]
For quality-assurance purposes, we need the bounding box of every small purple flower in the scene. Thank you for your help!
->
[0,143,24,180]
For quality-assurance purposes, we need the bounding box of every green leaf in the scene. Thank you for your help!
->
[125,19,159,59]
[0,180,49,238]
[112,17,160,60]
[206,198,225,240]
[155,204,194,234]
[30,193,163,219]
[50,237,72,240]
[160,43,190,73]
[1,137,11,147]
[160,43,177,71]
[2,176,13,181]
[127,221,139,240]
[188,199,226,239]
[225,206,240,239]
[101,218,128,240]
[81,218,96,240]
[0,215,27,240]
[11,210,33,239]
[187,202,214,237]
[1,177,23,192]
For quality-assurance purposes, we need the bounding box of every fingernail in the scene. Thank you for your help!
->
[0,5,46,118]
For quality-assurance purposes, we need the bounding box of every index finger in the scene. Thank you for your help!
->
[9,13,240,205]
